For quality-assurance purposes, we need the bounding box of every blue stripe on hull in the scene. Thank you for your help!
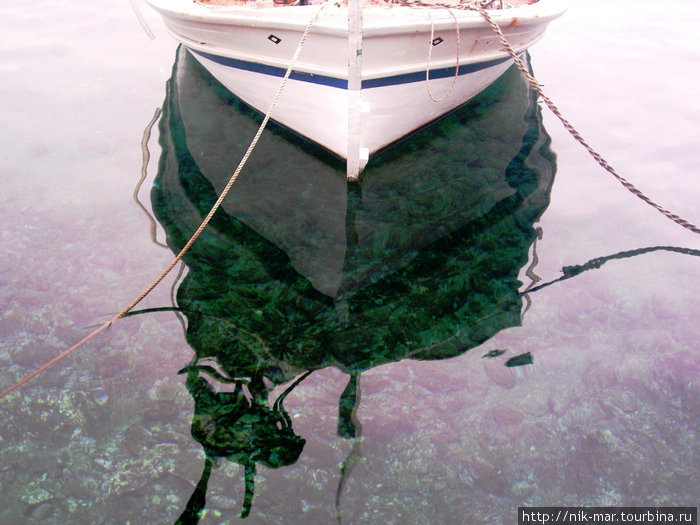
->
[191,48,511,90]
[192,49,348,88]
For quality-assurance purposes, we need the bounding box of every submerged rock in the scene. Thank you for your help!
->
[20,485,54,505]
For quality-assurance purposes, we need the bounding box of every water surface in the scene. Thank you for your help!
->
[1,1,698,523]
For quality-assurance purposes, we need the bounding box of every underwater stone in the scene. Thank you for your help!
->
[488,405,524,427]
[511,479,536,499]
[26,501,55,521]
[208,493,239,510]
[20,486,54,505]
[92,390,109,406]
[149,377,182,402]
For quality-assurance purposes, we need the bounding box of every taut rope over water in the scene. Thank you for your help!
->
[402,0,699,234]
[0,3,326,400]
[465,3,700,235]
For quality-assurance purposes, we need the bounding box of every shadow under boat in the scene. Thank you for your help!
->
[151,45,557,522]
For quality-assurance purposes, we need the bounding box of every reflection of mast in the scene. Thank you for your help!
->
[175,457,213,525]
[334,181,363,322]
[335,373,363,525]
[335,434,363,525]
[338,373,362,439]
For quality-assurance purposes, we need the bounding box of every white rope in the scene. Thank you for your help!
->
[128,0,156,40]
[426,8,460,102]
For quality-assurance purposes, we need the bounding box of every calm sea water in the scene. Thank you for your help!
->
[1,0,698,523]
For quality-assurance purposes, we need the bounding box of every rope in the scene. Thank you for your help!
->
[397,0,699,235]
[463,3,700,235]
[128,0,156,41]
[0,3,326,401]
[522,245,700,295]
[426,8,460,102]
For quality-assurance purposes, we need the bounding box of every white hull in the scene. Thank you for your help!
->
[191,48,513,159]
[147,0,567,177]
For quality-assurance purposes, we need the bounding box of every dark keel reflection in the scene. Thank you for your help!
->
[151,46,556,522]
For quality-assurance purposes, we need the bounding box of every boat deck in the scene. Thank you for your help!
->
[195,0,538,8]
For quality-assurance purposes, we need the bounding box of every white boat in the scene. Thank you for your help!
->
[146,0,567,179]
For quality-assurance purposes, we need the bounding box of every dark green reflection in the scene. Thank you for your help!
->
[152,46,556,521]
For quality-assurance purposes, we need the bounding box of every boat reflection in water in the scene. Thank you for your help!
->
[151,46,556,522]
